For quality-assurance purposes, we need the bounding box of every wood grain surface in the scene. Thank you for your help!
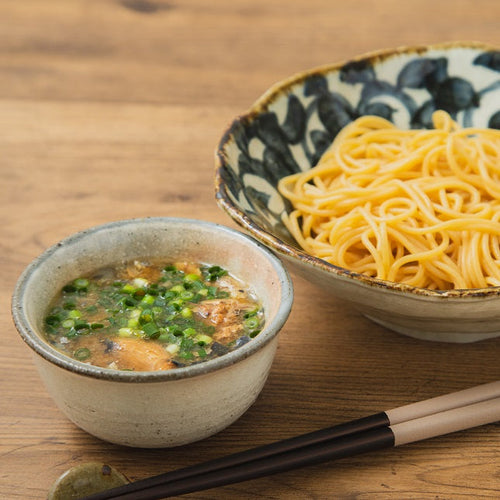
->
[1,1,499,498]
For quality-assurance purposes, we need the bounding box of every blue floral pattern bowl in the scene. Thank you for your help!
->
[215,42,500,343]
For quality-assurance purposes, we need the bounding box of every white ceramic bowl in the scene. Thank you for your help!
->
[215,42,500,343]
[11,218,293,447]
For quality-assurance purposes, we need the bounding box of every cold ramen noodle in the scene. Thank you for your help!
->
[43,261,264,371]
[278,110,500,290]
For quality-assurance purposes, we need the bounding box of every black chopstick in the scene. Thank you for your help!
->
[82,381,500,500]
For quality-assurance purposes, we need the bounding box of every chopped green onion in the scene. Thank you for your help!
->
[169,299,184,311]
[244,307,260,318]
[206,265,228,281]
[143,322,160,338]
[121,284,136,294]
[244,317,260,330]
[129,308,141,319]
[74,320,90,332]
[127,318,139,328]
[157,333,170,343]
[123,297,137,307]
[66,328,78,339]
[195,334,213,345]
[73,278,89,291]
[163,290,177,301]
[139,309,153,324]
[45,314,61,327]
[74,347,91,361]
[180,307,192,318]
[118,327,135,338]
[180,290,194,300]
[169,325,183,337]
[133,278,148,289]
[141,294,156,306]
[133,288,146,299]
[183,327,197,337]
[165,343,180,355]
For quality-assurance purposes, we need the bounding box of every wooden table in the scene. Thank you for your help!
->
[1,1,499,498]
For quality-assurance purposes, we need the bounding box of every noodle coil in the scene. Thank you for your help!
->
[278,111,500,290]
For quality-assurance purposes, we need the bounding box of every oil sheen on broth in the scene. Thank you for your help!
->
[43,260,264,371]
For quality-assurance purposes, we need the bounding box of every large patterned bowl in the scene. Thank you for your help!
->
[215,42,500,343]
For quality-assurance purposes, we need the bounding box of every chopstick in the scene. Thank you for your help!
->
[83,381,500,500]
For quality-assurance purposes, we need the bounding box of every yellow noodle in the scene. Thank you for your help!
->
[278,110,500,290]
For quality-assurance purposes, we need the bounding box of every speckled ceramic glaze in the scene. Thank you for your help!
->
[215,42,500,343]
[12,218,293,447]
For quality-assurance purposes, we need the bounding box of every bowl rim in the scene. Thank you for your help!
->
[11,217,294,382]
[214,40,500,300]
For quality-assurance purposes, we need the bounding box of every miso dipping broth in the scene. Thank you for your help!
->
[43,260,264,371]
